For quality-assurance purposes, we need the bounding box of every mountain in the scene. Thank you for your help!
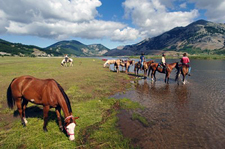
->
[0,39,109,57]
[0,39,60,57]
[105,20,225,56]
[46,40,109,56]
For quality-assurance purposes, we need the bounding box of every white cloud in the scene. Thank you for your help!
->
[111,27,139,42]
[123,0,199,38]
[189,0,225,22]
[0,0,139,42]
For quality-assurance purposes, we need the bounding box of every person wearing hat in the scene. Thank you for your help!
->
[180,53,191,76]
[140,52,145,70]
[161,53,166,73]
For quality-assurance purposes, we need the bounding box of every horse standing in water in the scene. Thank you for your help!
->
[61,58,73,67]
[124,60,135,74]
[134,60,154,77]
[175,64,190,85]
[148,62,178,84]
[114,59,125,73]
[7,75,79,141]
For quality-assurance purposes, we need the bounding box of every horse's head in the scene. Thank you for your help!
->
[64,115,79,141]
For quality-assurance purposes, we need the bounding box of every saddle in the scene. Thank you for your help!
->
[158,63,167,73]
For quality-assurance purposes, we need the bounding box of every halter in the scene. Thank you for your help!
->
[64,115,79,136]
[64,115,73,122]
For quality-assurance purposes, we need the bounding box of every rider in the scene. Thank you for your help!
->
[161,53,166,73]
[180,53,191,76]
[65,54,69,63]
[140,52,145,70]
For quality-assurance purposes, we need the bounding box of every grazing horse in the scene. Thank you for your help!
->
[103,59,117,71]
[61,58,73,67]
[7,75,79,141]
[175,64,189,85]
[148,62,178,84]
[134,60,154,77]
[124,60,135,74]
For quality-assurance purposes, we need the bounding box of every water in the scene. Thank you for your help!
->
[111,59,225,148]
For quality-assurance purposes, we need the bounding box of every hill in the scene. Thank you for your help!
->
[0,39,60,57]
[105,20,225,56]
[0,39,109,57]
[46,40,109,56]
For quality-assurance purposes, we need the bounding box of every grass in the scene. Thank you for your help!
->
[0,57,140,149]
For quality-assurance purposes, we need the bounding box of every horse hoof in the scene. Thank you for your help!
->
[43,128,48,132]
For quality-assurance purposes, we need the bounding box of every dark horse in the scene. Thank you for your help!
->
[175,64,189,85]
[148,62,178,84]
[7,75,78,141]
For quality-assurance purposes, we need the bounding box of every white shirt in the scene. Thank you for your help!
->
[162,57,165,64]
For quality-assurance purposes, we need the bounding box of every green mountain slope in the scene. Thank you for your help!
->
[0,39,109,57]
[46,40,109,56]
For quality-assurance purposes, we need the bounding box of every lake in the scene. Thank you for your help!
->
[109,58,225,148]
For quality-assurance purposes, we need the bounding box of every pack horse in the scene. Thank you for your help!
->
[7,75,79,141]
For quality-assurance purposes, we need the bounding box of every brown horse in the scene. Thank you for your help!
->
[134,60,154,77]
[148,62,178,84]
[124,60,135,74]
[175,64,189,85]
[114,59,125,73]
[7,75,79,141]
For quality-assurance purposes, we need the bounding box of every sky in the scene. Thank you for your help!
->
[0,0,225,49]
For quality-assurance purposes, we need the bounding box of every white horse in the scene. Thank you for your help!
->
[61,58,73,67]
[103,59,116,70]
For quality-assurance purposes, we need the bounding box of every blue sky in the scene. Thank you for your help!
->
[0,0,224,49]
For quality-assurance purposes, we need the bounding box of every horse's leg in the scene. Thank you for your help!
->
[151,70,154,82]
[16,97,26,127]
[183,74,186,84]
[166,72,170,84]
[43,105,50,132]
[22,99,28,125]
[144,69,147,78]
[154,71,156,82]
[55,106,63,131]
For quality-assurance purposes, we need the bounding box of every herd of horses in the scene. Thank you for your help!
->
[103,59,190,85]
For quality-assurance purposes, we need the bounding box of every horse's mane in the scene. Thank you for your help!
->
[54,81,72,113]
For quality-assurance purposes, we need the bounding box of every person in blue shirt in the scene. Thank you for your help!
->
[140,52,145,70]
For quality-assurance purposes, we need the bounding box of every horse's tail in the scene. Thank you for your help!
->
[54,81,72,113]
[7,78,16,109]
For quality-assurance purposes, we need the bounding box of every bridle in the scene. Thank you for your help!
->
[64,115,79,136]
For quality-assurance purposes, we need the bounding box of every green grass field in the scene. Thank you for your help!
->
[0,57,141,149]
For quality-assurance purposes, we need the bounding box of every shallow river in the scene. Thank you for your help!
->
[109,59,225,148]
